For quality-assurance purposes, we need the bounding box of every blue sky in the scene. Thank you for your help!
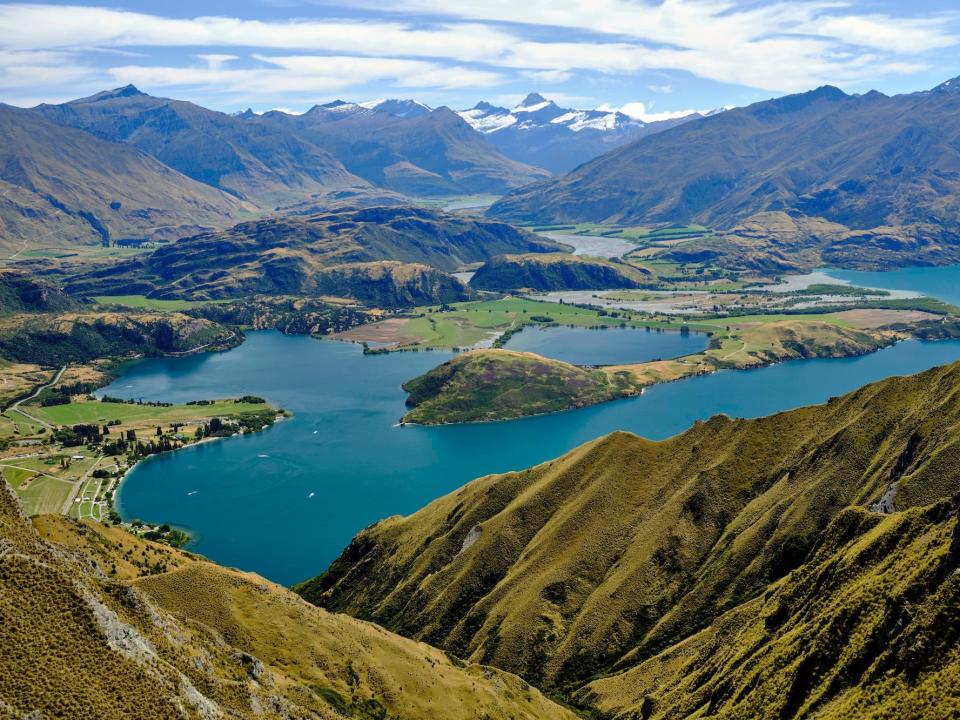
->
[2,0,959,118]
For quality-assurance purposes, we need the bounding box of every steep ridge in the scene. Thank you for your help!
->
[0,482,574,719]
[300,360,960,696]
[65,206,562,303]
[489,78,960,267]
[0,103,247,252]
[33,86,362,207]
[576,498,960,718]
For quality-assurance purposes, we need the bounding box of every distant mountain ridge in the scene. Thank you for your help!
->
[33,86,366,207]
[459,93,715,173]
[34,87,547,203]
[488,77,960,268]
[0,102,248,252]
[257,100,548,196]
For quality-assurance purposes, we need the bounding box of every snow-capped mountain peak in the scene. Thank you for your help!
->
[360,98,432,118]
[459,94,646,135]
[517,92,548,108]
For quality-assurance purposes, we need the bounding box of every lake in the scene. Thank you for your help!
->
[110,331,960,585]
[503,325,707,365]
[823,265,960,305]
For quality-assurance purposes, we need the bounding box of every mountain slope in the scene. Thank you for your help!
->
[578,497,960,719]
[0,103,248,252]
[34,86,363,207]
[0,480,574,719]
[460,93,706,173]
[65,206,561,304]
[273,102,549,196]
[300,360,960,695]
[489,79,960,266]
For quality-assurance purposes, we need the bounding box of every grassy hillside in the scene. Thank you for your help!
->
[401,348,639,424]
[658,211,960,273]
[301,360,960,702]
[0,311,239,364]
[577,499,960,719]
[470,253,652,291]
[0,271,80,315]
[0,103,247,252]
[0,481,574,718]
[65,206,560,304]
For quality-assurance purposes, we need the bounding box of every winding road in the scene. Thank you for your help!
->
[7,365,66,430]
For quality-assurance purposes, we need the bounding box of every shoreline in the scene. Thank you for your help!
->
[99,404,288,547]
[400,331,927,427]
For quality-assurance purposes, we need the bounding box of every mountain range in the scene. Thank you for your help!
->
[459,92,713,173]
[33,86,546,206]
[259,99,547,196]
[1,85,722,255]
[489,78,960,262]
[0,102,249,252]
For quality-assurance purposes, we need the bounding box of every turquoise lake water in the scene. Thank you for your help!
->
[503,325,708,365]
[110,331,960,585]
[824,265,960,306]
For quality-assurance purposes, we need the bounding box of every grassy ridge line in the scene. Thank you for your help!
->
[1,483,575,719]
[301,359,960,709]
[603,318,899,390]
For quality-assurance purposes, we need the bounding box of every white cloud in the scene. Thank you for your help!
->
[648,84,673,94]
[0,49,95,90]
[0,5,515,61]
[0,1,956,104]
[521,69,573,83]
[108,55,503,95]
[349,0,958,90]
[597,101,704,122]
[198,54,238,71]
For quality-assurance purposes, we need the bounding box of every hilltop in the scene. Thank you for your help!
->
[0,310,239,365]
[0,271,80,316]
[0,479,574,719]
[401,348,639,424]
[300,360,960,714]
